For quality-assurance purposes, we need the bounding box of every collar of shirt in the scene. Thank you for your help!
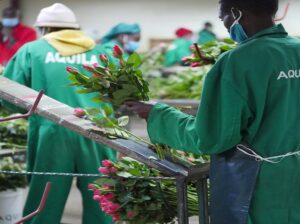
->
[241,23,288,45]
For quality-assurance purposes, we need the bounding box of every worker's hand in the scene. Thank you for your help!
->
[124,101,155,120]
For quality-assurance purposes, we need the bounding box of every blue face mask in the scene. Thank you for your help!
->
[2,18,19,27]
[229,10,248,43]
[125,41,140,53]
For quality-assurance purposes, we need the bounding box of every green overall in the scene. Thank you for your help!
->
[147,24,300,223]
[164,38,192,67]
[3,38,116,224]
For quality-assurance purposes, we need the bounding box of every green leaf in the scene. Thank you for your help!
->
[117,116,129,127]
[91,96,104,104]
[101,104,114,117]
[68,74,79,83]
[85,108,103,116]
[127,53,142,68]
[76,88,95,94]
[95,178,116,186]
[117,171,133,178]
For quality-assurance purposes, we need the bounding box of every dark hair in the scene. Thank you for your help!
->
[219,0,279,16]
[205,22,213,28]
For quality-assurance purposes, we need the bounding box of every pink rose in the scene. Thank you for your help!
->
[104,193,114,200]
[99,54,109,64]
[119,59,126,67]
[127,211,138,217]
[66,66,78,73]
[181,57,190,63]
[102,160,113,168]
[109,167,118,173]
[112,213,121,222]
[82,65,94,71]
[98,167,110,174]
[87,184,96,190]
[191,62,201,67]
[93,195,101,201]
[109,203,121,212]
[74,108,86,117]
[94,189,102,195]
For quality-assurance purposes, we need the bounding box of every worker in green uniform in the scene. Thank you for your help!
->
[164,27,194,67]
[198,22,217,45]
[3,3,115,224]
[126,0,300,223]
[100,23,141,64]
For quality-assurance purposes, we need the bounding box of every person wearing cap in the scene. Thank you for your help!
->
[3,3,116,224]
[0,7,37,65]
[100,23,141,64]
[198,22,217,45]
[164,27,194,67]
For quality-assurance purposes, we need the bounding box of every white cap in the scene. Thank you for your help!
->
[35,3,80,29]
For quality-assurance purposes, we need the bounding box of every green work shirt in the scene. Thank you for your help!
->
[198,29,217,45]
[164,38,192,67]
[148,24,300,224]
[3,39,108,124]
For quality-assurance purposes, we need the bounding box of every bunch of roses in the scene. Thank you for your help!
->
[87,158,199,224]
[88,160,138,222]
[66,45,149,109]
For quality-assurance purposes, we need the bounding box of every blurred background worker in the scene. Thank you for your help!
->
[0,6,37,66]
[3,3,116,224]
[100,23,141,63]
[197,22,217,44]
[164,27,194,67]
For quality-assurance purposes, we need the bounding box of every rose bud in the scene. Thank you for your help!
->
[102,160,113,168]
[99,54,109,64]
[82,65,94,72]
[127,212,138,217]
[112,45,123,58]
[66,66,78,73]
[181,57,191,63]
[98,167,110,174]
[119,59,126,67]
[74,108,86,117]
[87,184,97,190]
[191,62,201,68]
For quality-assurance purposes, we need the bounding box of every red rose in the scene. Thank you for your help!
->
[82,65,94,72]
[99,54,109,64]
[112,45,123,58]
[66,66,78,73]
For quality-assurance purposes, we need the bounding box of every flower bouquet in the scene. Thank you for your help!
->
[67,45,149,109]
[89,157,199,223]
[182,39,236,67]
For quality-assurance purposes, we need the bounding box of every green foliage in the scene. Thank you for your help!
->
[183,39,236,66]
[0,107,28,149]
[67,49,149,109]
[148,66,211,100]
[147,39,236,100]
[0,157,27,191]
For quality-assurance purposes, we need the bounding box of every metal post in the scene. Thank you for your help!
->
[176,176,189,224]
[196,177,210,224]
